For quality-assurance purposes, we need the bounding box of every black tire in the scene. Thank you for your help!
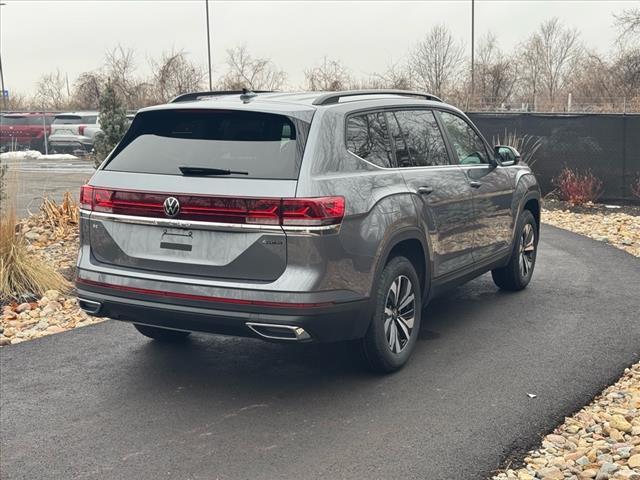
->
[133,324,191,342]
[361,256,422,373]
[492,209,538,291]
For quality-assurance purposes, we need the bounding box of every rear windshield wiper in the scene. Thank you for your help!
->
[179,166,249,176]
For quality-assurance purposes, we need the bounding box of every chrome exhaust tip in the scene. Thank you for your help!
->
[78,298,102,315]
[246,322,311,341]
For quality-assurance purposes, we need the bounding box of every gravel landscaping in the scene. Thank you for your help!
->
[543,200,640,258]
[0,211,104,346]
[494,202,640,480]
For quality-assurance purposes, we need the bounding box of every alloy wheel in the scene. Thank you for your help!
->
[384,275,416,354]
[519,223,536,278]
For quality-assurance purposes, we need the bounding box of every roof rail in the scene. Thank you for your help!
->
[311,89,442,106]
[170,90,275,103]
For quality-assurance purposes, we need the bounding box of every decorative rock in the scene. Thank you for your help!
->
[580,469,599,479]
[518,471,535,480]
[44,325,64,334]
[535,466,564,480]
[43,290,61,301]
[547,434,566,445]
[15,302,31,313]
[41,301,62,315]
[627,454,640,468]
[611,415,633,433]
[24,231,41,241]
[598,463,619,478]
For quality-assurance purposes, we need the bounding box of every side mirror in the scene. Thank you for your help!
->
[494,145,521,166]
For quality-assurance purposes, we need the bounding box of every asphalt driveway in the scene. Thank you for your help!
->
[1,225,639,480]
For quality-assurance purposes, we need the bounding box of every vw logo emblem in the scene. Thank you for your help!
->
[163,197,180,218]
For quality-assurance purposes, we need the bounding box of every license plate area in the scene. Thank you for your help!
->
[160,228,193,252]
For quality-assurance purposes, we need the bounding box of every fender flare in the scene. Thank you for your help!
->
[510,188,542,250]
[371,227,432,300]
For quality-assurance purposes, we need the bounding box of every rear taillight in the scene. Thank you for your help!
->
[281,197,345,226]
[78,187,345,227]
[80,185,94,210]
[78,125,86,136]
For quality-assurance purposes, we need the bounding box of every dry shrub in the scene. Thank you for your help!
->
[493,130,543,167]
[552,168,603,205]
[0,196,69,303]
[40,192,79,235]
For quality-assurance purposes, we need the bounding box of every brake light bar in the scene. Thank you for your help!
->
[79,185,345,227]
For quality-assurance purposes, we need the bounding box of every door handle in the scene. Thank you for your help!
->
[469,181,482,189]
[417,186,434,195]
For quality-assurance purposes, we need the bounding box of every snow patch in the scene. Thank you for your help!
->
[0,150,79,161]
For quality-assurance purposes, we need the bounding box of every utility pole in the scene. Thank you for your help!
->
[0,2,7,111]
[470,0,475,108]
[205,0,212,90]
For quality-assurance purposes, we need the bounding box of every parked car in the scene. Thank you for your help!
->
[0,112,56,153]
[48,111,100,154]
[75,89,541,372]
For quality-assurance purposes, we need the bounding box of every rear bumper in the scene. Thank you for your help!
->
[76,283,372,343]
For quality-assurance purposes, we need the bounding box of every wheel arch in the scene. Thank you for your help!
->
[372,229,431,300]
[523,196,541,232]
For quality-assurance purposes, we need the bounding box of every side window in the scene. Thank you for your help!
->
[392,110,450,167]
[346,113,392,168]
[386,111,411,167]
[438,111,489,165]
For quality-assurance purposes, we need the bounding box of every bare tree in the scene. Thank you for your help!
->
[367,60,412,90]
[409,24,465,98]
[2,91,30,110]
[615,8,640,43]
[533,18,583,104]
[73,71,104,110]
[304,57,352,91]
[517,34,544,110]
[612,46,640,100]
[151,50,205,103]
[474,32,518,107]
[220,45,287,91]
[104,45,145,107]
[33,69,68,109]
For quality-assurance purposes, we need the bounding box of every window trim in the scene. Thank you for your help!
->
[344,106,460,171]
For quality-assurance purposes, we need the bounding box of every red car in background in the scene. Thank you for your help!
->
[0,112,56,153]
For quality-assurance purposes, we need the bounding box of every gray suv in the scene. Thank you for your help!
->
[76,89,540,372]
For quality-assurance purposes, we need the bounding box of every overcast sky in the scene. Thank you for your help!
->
[0,0,635,96]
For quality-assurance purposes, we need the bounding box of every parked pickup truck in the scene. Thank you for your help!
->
[0,112,55,153]
[48,112,100,154]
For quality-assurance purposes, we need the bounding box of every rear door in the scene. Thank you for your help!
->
[87,108,310,282]
[387,109,476,278]
[437,110,515,262]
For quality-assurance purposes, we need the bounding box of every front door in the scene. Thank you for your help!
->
[437,111,515,262]
[386,109,476,278]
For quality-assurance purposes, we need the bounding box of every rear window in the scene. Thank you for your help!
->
[53,115,83,125]
[105,109,309,180]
